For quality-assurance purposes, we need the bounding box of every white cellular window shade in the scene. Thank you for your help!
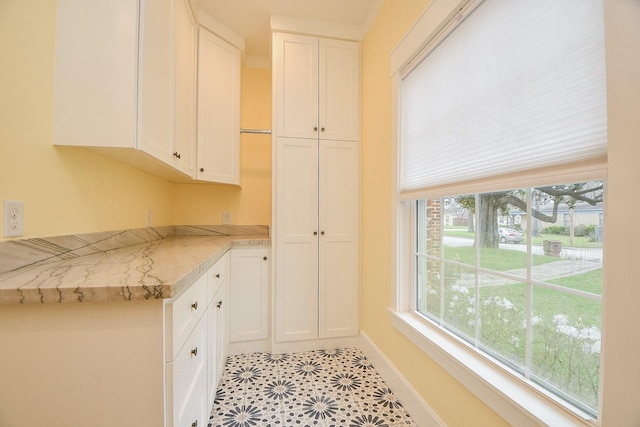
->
[399,0,607,197]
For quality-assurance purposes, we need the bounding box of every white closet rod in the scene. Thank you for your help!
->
[240,128,272,135]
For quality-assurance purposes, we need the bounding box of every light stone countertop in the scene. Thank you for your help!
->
[0,229,269,304]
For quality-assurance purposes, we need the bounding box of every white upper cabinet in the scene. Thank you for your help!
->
[274,34,319,140]
[197,28,241,184]
[53,0,243,184]
[173,0,198,176]
[273,33,361,141]
[53,0,140,150]
[137,0,172,165]
[318,39,361,142]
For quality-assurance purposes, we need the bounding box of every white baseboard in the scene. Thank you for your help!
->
[270,336,360,354]
[358,331,447,427]
[227,336,360,355]
[228,339,271,355]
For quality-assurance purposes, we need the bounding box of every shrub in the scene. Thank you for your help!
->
[542,225,568,235]
[574,224,596,237]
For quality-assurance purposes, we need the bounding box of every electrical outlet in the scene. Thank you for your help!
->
[222,211,232,225]
[4,200,24,237]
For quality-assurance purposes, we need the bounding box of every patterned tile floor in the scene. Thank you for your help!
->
[208,348,417,427]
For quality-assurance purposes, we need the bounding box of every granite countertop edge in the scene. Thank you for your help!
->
[0,235,270,305]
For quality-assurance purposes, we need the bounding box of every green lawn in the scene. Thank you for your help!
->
[445,245,602,324]
[444,245,558,270]
[480,272,602,327]
[435,241,602,412]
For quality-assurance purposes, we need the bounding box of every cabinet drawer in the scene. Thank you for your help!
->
[207,252,229,305]
[167,314,208,426]
[166,272,208,360]
[179,371,208,427]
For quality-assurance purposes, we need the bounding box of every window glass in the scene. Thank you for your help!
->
[415,180,604,416]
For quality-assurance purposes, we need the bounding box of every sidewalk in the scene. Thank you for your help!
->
[455,259,602,287]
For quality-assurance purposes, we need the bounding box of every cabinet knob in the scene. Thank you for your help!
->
[313,231,318,235]
[191,347,198,357]
[313,126,318,131]
[191,421,198,427]
[191,301,198,311]
[173,152,181,159]
[200,167,204,172]
[216,273,221,279]
[321,231,325,235]
[263,256,267,261]
[321,127,325,132]
[216,300,222,309]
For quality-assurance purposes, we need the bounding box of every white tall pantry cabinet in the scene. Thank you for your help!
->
[272,32,360,344]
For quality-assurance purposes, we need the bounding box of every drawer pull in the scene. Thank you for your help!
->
[191,347,198,357]
[191,420,198,427]
[216,300,223,309]
[191,301,198,311]
[216,273,220,279]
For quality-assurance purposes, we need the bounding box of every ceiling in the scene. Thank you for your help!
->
[195,0,383,60]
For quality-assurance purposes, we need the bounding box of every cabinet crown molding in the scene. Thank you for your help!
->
[197,8,246,51]
[270,15,363,41]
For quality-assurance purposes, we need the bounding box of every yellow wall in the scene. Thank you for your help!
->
[0,0,173,239]
[0,0,271,241]
[359,2,509,425]
[361,1,640,425]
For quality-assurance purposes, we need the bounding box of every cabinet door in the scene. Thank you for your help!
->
[318,140,359,338]
[53,0,138,148]
[173,0,197,176]
[207,285,225,410]
[275,137,319,342]
[197,28,241,184]
[273,33,319,139]
[319,39,361,142]
[229,249,270,342]
[137,0,172,163]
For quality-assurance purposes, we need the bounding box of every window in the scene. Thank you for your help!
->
[390,0,607,424]
[416,182,604,416]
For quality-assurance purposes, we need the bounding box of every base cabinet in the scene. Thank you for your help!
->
[229,248,270,343]
[165,252,229,427]
[207,282,227,409]
[0,246,270,427]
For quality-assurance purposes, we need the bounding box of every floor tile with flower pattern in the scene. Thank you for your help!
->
[208,348,417,427]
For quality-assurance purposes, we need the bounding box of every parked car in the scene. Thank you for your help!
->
[498,227,524,244]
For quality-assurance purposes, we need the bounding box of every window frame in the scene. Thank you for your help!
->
[393,194,602,426]
[388,1,606,425]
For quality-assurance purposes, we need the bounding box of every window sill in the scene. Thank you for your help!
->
[389,309,596,427]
